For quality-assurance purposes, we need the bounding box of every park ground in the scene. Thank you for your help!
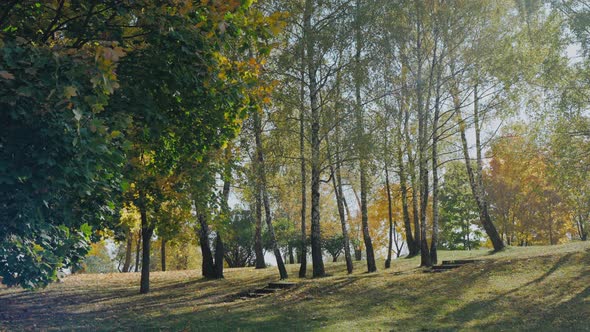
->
[1,241,589,331]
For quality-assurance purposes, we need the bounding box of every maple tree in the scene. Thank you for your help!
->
[487,126,575,246]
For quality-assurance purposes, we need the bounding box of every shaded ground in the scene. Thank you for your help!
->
[1,242,589,331]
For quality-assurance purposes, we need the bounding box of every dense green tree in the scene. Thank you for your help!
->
[0,1,129,289]
[439,162,482,250]
[1,0,281,291]
[224,209,257,268]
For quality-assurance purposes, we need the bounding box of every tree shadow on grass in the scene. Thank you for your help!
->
[439,252,587,330]
[3,251,589,331]
[0,269,286,330]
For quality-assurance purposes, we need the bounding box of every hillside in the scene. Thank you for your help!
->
[1,242,589,331]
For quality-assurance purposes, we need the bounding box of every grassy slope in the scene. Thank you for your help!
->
[1,241,589,331]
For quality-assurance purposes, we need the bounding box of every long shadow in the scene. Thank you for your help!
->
[0,270,283,331]
[3,251,588,331]
[440,252,581,329]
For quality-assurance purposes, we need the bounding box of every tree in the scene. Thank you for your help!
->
[353,0,377,273]
[487,126,575,246]
[323,234,345,262]
[224,209,257,268]
[303,0,326,278]
[0,1,128,289]
[253,109,288,279]
[439,162,482,250]
[0,0,281,291]
[117,205,141,272]
[81,242,116,274]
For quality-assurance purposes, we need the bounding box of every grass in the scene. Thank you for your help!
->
[1,241,589,331]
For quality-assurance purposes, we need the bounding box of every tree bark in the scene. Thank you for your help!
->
[355,0,376,273]
[122,228,133,272]
[430,36,443,265]
[139,207,153,294]
[329,145,354,274]
[263,190,288,279]
[577,215,588,241]
[400,58,421,256]
[328,71,354,274]
[254,110,288,279]
[198,213,217,279]
[407,131,421,255]
[161,239,166,272]
[354,248,362,261]
[289,245,295,264]
[415,2,431,267]
[304,0,325,278]
[397,132,417,257]
[298,39,308,278]
[214,234,224,278]
[254,189,266,269]
[455,83,504,252]
[214,147,232,278]
[385,166,394,269]
[134,229,141,272]
[337,150,355,266]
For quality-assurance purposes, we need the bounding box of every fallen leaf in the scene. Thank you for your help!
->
[63,86,77,99]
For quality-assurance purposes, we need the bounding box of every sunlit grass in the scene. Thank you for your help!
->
[1,241,589,331]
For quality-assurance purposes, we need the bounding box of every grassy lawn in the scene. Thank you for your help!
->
[1,241,589,331]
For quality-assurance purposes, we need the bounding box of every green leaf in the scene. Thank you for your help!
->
[80,223,92,237]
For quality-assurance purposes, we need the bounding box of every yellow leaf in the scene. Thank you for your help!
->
[63,86,78,99]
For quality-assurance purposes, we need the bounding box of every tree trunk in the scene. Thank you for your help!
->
[122,228,133,273]
[409,151,421,255]
[214,147,232,278]
[161,239,166,272]
[214,234,224,278]
[397,144,417,257]
[329,156,354,274]
[385,167,394,269]
[263,190,288,279]
[455,83,504,252]
[139,206,153,294]
[298,45,308,278]
[254,189,266,269]
[354,248,362,261]
[430,42,443,265]
[134,229,141,272]
[289,245,295,264]
[328,119,354,274]
[336,147,355,272]
[304,0,325,278]
[254,110,288,280]
[578,215,588,241]
[355,0,376,273]
[415,11,431,268]
[394,230,404,258]
[400,59,420,257]
[198,213,217,279]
